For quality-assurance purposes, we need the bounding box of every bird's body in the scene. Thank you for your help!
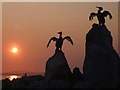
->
[47,32,73,52]
[89,6,112,25]
[55,36,63,51]
[97,10,105,25]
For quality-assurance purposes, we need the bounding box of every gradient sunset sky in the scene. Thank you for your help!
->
[2,2,118,73]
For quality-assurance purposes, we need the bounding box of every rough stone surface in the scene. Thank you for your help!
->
[82,24,120,88]
[42,50,73,88]
[44,50,72,82]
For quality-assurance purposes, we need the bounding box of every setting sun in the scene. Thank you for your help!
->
[11,47,18,53]
[9,75,18,81]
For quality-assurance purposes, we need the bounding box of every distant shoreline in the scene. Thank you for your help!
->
[0,72,44,80]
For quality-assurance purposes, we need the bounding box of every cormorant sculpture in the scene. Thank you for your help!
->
[47,32,73,52]
[89,6,112,25]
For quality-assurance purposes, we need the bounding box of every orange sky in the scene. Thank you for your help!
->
[2,2,118,73]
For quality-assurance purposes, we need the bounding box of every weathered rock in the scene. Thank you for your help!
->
[48,79,71,88]
[81,24,120,88]
[44,50,72,82]
[72,67,84,83]
[29,51,72,88]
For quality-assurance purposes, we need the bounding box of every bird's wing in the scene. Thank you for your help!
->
[47,37,57,48]
[102,11,112,19]
[63,36,73,45]
[89,12,97,21]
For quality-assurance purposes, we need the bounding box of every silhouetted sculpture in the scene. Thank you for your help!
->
[47,31,73,52]
[89,6,112,25]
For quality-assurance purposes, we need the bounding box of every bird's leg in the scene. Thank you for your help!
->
[102,23,105,26]
[60,47,62,51]
[99,22,101,26]
[55,47,59,53]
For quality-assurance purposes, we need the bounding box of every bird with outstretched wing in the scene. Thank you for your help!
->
[89,13,97,21]
[47,32,73,52]
[102,11,112,19]
[89,6,112,25]
[47,37,58,48]
[63,36,73,45]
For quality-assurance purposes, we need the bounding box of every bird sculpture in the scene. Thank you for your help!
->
[47,32,73,52]
[89,6,112,25]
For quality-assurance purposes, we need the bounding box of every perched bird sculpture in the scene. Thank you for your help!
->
[89,6,112,25]
[47,32,73,52]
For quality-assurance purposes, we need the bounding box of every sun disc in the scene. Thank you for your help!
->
[11,47,18,53]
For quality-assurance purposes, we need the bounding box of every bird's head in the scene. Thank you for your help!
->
[96,6,103,11]
[58,31,62,35]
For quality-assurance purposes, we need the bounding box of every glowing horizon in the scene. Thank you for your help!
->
[9,75,18,81]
